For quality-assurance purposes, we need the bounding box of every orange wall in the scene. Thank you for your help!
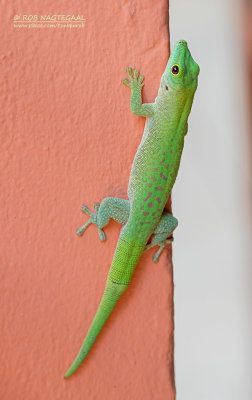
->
[1,1,175,399]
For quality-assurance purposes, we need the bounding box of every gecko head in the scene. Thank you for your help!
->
[161,40,200,94]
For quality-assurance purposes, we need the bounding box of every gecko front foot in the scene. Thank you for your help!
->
[76,202,106,241]
[122,67,145,89]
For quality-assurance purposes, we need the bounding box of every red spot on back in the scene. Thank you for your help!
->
[143,192,152,201]
[160,172,167,181]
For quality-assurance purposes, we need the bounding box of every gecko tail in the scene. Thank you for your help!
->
[64,278,128,379]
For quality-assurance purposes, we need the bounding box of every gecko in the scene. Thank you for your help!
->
[64,40,199,378]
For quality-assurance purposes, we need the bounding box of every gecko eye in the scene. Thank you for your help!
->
[171,65,179,75]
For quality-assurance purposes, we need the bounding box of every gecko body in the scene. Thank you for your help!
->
[64,40,199,378]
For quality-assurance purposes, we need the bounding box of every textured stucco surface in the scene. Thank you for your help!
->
[1,1,175,399]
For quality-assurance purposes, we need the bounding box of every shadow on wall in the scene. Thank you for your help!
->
[243,0,252,391]
[170,0,252,397]
[244,0,252,131]
[243,0,252,256]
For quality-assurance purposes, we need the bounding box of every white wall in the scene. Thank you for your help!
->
[170,0,252,398]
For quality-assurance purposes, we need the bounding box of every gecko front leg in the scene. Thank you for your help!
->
[122,67,154,117]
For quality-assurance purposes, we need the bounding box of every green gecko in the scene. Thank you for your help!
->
[64,40,199,378]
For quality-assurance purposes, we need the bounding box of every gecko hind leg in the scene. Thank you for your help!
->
[76,197,130,241]
[145,212,178,263]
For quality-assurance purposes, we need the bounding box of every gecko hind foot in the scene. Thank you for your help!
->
[76,202,106,241]
[148,237,174,263]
